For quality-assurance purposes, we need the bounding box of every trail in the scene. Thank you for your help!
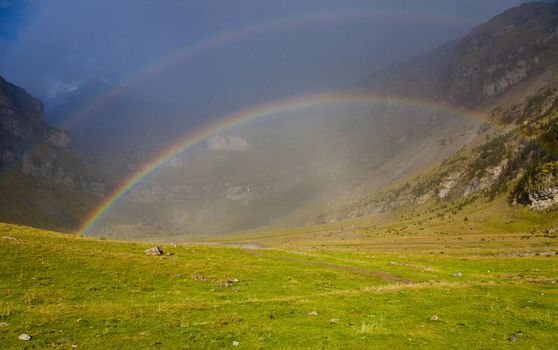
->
[244,249,412,284]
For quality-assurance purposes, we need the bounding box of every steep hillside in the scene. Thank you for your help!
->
[349,86,558,218]
[352,2,558,107]
[0,76,103,230]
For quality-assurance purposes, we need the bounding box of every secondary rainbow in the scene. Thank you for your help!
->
[60,9,475,130]
[77,92,494,235]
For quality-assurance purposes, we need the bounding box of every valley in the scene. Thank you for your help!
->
[1,1,558,349]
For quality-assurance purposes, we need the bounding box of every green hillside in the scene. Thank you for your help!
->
[1,200,556,349]
[0,171,98,232]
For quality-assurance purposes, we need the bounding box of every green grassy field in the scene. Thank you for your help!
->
[1,198,557,349]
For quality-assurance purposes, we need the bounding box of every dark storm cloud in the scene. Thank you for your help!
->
[0,0,523,103]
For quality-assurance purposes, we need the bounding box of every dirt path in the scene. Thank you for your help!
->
[244,249,411,284]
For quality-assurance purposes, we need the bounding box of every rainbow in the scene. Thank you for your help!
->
[77,92,490,235]
[61,9,476,130]
[73,9,480,235]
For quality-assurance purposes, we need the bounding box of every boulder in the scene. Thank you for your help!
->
[144,247,164,256]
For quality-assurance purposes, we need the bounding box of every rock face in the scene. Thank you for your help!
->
[447,2,557,105]
[0,76,105,196]
[354,2,558,107]
[529,185,558,210]
[0,75,58,169]
[207,135,250,152]
[517,162,558,210]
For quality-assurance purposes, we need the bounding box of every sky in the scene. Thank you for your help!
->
[0,0,525,112]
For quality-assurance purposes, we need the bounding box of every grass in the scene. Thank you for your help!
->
[0,170,96,232]
[1,195,557,350]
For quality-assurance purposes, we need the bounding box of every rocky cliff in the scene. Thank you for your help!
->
[0,76,105,195]
[0,76,107,231]
[353,2,558,107]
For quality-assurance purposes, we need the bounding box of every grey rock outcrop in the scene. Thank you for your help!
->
[0,76,105,196]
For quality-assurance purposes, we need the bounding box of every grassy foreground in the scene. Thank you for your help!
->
[1,205,557,349]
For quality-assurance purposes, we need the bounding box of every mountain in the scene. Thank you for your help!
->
[105,2,558,237]
[341,2,558,217]
[0,76,104,230]
[30,2,558,238]
[45,78,112,125]
[351,2,558,106]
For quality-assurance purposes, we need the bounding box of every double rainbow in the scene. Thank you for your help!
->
[61,9,475,130]
[73,9,480,234]
[77,92,488,235]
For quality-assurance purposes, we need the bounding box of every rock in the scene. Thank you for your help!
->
[509,335,517,342]
[144,247,163,256]
[451,272,463,277]
[56,338,72,344]
[307,311,318,316]
[45,127,71,149]
[1,236,17,240]
[192,274,208,282]
[438,176,459,198]
[226,186,251,201]
[430,315,439,321]
[0,77,105,195]
[207,134,250,152]
[18,334,31,341]
[329,318,340,324]
[232,340,240,346]
[0,322,9,327]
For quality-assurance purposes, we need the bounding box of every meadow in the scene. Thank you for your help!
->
[1,197,557,349]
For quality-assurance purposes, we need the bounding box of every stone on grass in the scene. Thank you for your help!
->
[232,340,240,346]
[19,334,31,341]
[307,311,318,316]
[429,315,439,321]
[329,318,339,324]
[509,335,517,342]
[451,272,463,277]
[2,236,17,240]
[144,247,163,256]
[0,322,9,327]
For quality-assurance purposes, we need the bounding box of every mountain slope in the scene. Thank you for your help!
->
[352,2,558,107]
[49,2,558,237]
[0,76,104,231]
[345,87,558,218]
